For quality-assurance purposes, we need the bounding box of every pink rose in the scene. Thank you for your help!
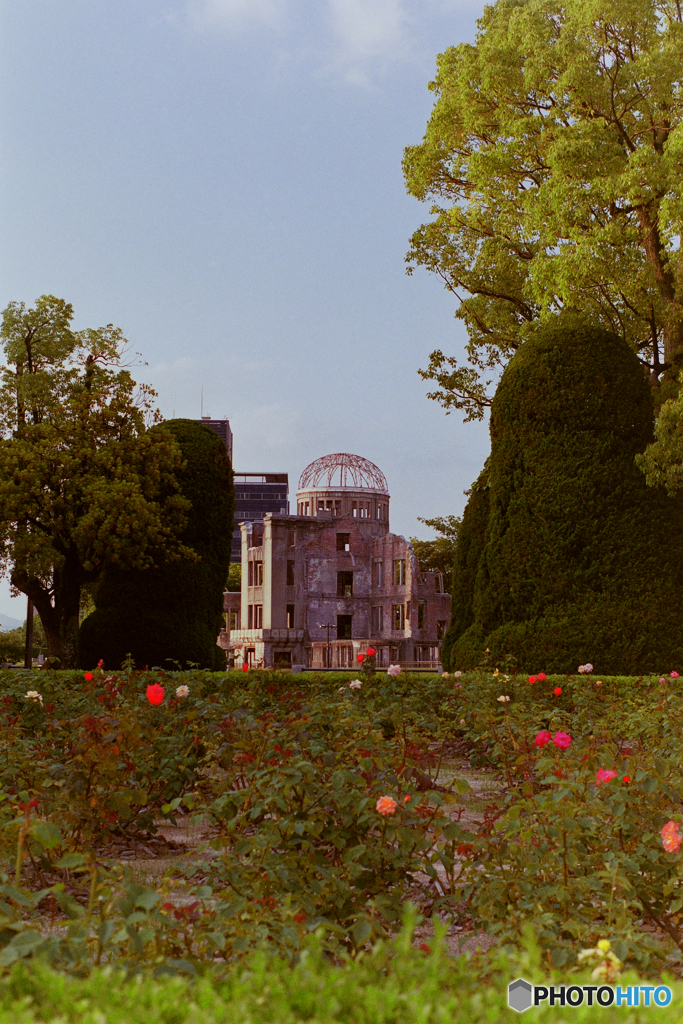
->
[534,730,552,748]
[552,731,572,749]
[596,768,617,786]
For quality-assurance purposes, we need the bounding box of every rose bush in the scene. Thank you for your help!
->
[1,663,683,976]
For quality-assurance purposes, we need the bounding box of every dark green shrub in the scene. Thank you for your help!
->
[447,321,683,674]
[440,470,489,671]
[79,420,234,670]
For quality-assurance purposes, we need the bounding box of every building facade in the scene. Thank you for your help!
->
[232,473,289,563]
[221,453,450,669]
[196,417,234,465]
[193,419,288,562]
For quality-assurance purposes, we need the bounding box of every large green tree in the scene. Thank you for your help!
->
[79,419,234,671]
[0,296,191,668]
[442,321,683,674]
[404,0,683,421]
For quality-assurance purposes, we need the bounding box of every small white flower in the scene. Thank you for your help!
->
[348,679,362,690]
[387,664,401,678]
[460,718,466,725]
[497,695,510,703]
[175,685,190,698]
[454,670,462,678]
[25,691,43,705]
[338,686,346,693]
[584,663,593,673]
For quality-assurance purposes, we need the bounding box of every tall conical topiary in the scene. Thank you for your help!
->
[79,420,234,670]
[440,469,489,671]
[445,320,683,674]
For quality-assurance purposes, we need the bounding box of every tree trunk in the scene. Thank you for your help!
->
[11,547,83,669]
[638,204,683,373]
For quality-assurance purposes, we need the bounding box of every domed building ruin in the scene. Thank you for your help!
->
[221,453,451,670]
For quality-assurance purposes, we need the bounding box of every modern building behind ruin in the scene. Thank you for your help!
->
[221,453,451,669]
[194,417,289,562]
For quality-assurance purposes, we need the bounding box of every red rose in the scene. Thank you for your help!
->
[242,664,249,672]
[146,683,165,706]
[554,687,562,696]
[528,675,537,685]
[366,647,376,656]
[84,672,93,681]
[357,653,365,662]
[537,672,546,681]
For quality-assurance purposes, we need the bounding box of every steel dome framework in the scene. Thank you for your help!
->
[298,453,388,493]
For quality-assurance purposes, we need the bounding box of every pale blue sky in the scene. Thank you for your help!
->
[0,0,489,618]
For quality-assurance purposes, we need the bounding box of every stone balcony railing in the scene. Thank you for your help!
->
[227,629,307,643]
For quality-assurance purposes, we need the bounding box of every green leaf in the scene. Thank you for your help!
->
[30,820,63,850]
[52,888,85,920]
[55,853,87,870]
[134,891,160,912]
[98,920,116,947]
[352,918,372,947]
[550,947,568,967]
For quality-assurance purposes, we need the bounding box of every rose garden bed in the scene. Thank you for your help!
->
[0,662,681,993]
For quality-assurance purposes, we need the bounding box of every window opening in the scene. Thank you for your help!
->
[337,571,353,597]
[337,614,352,639]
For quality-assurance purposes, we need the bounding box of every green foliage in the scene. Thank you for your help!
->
[2,922,683,1023]
[0,632,24,666]
[226,562,241,592]
[637,377,683,493]
[443,322,683,674]
[446,669,683,974]
[440,475,489,672]
[4,666,683,985]
[0,297,190,668]
[0,666,471,966]
[80,421,234,671]
[404,0,683,420]
[0,617,47,667]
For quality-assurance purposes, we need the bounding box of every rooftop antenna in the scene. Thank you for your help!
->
[201,386,204,418]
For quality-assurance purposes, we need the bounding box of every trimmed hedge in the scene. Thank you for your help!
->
[440,470,489,671]
[443,321,683,674]
[79,420,234,670]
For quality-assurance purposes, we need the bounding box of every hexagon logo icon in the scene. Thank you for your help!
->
[508,978,533,1013]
